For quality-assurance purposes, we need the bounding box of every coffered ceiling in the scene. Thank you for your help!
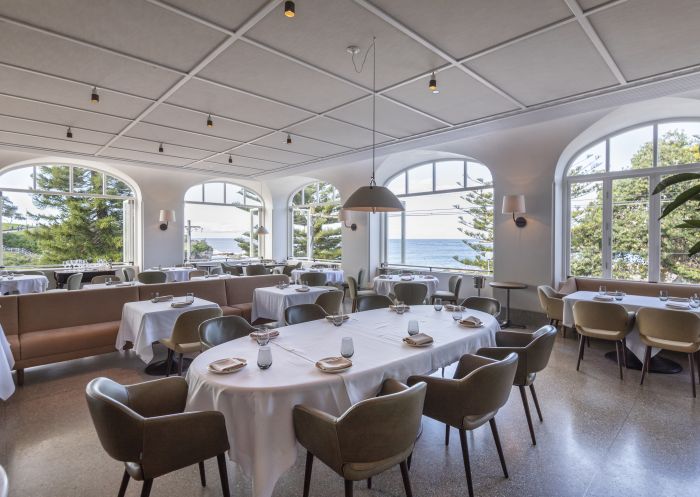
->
[0,0,699,178]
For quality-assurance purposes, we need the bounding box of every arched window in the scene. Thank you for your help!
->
[383,159,494,272]
[289,182,341,260]
[0,163,136,266]
[564,120,700,283]
[184,182,263,260]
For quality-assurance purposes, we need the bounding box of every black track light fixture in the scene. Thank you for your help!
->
[284,1,295,17]
[286,133,292,145]
[206,114,213,128]
[228,154,233,164]
[91,87,99,104]
[66,127,73,139]
[428,72,439,94]
[158,143,164,153]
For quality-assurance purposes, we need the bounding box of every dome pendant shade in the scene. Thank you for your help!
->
[342,184,404,213]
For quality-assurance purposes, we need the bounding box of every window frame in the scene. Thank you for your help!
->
[288,181,342,261]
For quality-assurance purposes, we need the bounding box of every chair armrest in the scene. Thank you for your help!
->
[495,330,534,348]
[478,346,528,385]
[378,378,408,397]
[126,377,188,417]
[454,354,496,379]
[293,405,341,470]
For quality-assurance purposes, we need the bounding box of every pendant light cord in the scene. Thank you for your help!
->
[370,36,376,187]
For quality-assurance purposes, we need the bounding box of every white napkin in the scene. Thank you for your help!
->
[152,294,174,303]
[666,301,691,310]
[249,329,280,339]
[209,358,247,373]
[403,333,434,346]
[459,316,483,328]
[593,295,614,302]
[316,357,352,371]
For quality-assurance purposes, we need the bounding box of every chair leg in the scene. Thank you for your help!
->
[458,429,474,497]
[622,338,628,368]
[696,351,700,384]
[576,334,585,371]
[407,452,412,471]
[177,352,184,376]
[489,418,508,478]
[519,385,537,446]
[367,477,372,489]
[640,346,652,385]
[689,353,697,398]
[615,341,624,380]
[217,453,231,497]
[445,424,450,446]
[441,367,445,377]
[117,469,130,497]
[529,384,543,422]
[140,479,153,497]
[198,460,206,487]
[16,368,24,386]
[303,451,313,497]
[165,349,173,377]
[399,460,413,497]
[344,479,353,497]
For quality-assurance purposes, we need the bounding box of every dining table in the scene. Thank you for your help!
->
[291,268,345,285]
[251,284,332,322]
[54,269,116,288]
[0,274,49,294]
[143,267,196,282]
[186,304,499,497]
[0,324,15,400]
[373,274,439,299]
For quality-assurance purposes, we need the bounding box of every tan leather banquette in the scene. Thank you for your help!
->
[560,277,700,298]
[0,274,287,385]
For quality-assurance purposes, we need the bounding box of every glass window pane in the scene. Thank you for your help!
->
[291,189,303,205]
[609,126,653,172]
[568,142,605,176]
[303,184,318,204]
[435,161,464,190]
[184,185,202,202]
[316,183,337,204]
[73,167,103,194]
[225,184,243,205]
[292,208,309,258]
[387,173,406,195]
[466,162,493,188]
[569,181,603,277]
[34,165,70,192]
[203,183,224,204]
[657,122,700,167]
[660,174,700,283]
[611,177,648,280]
[311,204,341,260]
[407,163,433,194]
[244,189,262,207]
[455,187,494,271]
[0,166,35,190]
[105,176,133,196]
[386,212,403,265]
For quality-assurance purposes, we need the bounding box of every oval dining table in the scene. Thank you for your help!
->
[186,305,499,497]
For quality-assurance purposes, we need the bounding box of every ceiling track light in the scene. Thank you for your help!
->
[228,154,233,164]
[66,127,73,139]
[158,143,164,153]
[206,114,213,128]
[284,0,295,17]
[429,72,439,94]
[90,87,99,104]
[286,134,292,145]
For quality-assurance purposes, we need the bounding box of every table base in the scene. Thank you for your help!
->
[603,350,682,374]
[500,320,526,329]
[144,357,193,376]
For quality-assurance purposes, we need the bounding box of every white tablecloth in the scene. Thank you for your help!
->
[1,324,15,400]
[83,282,142,290]
[115,298,220,363]
[190,274,236,281]
[186,304,498,497]
[251,285,332,322]
[373,275,439,299]
[291,269,345,285]
[561,291,700,360]
[0,275,49,294]
[144,267,195,282]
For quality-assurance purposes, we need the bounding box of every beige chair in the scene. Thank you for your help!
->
[347,276,376,312]
[285,303,327,325]
[245,264,267,276]
[161,307,223,376]
[282,262,301,277]
[188,270,208,279]
[315,290,344,315]
[478,326,558,445]
[85,376,230,497]
[66,272,83,290]
[572,301,634,379]
[460,296,501,317]
[432,275,462,304]
[199,315,256,350]
[137,271,167,284]
[121,267,136,282]
[300,272,327,287]
[221,263,243,276]
[637,307,700,397]
[91,274,119,284]
[210,267,223,275]
[407,353,518,497]
[537,285,566,336]
[357,294,393,312]
[293,379,426,497]
[393,282,428,305]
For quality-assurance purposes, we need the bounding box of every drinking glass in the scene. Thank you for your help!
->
[332,314,344,327]
[598,285,607,295]
[452,306,463,321]
[691,294,700,309]
[659,290,668,302]
[186,292,194,304]
[433,298,443,311]
[407,320,420,336]
[254,329,270,346]
[614,291,624,302]
[395,301,405,315]
[257,346,273,369]
[340,337,354,358]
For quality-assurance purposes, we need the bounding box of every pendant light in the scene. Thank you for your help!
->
[286,133,292,145]
[428,72,439,94]
[342,38,404,213]
[158,143,164,153]
[206,114,213,128]
[228,154,233,164]
[90,87,100,104]
[284,1,295,17]
[66,127,73,139]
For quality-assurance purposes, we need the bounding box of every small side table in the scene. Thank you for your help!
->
[489,281,528,329]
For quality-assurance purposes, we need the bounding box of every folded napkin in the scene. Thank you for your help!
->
[204,274,220,278]
[666,301,691,310]
[444,304,463,312]
[152,295,174,303]
[459,316,483,328]
[593,295,614,302]
[170,301,193,308]
[326,314,350,321]
[295,286,310,292]
[209,357,247,373]
[249,329,280,339]
[115,282,132,287]
[389,304,410,312]
[316,356,352,372]
[668,297,690,303]
[400,276,414,281]
[403,333,434,346]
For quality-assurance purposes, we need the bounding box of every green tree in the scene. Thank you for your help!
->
[190,239,213,259]
[233,231,258,257]
[1,195,24,223]
[453,186,494,271]
[292,183,341,260]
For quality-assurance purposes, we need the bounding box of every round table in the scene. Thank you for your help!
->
[291,269,345,285]
[373,275,439,299]
[489,281,528,328]
[0,275,49,294]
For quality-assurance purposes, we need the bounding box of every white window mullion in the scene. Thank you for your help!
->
[648,174,661,282]
[602,179,613,278]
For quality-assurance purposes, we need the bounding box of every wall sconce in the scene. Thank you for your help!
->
[255,225,269,236]
[502,194,527,228]
[338,208,357,231]
[159,209,176,231]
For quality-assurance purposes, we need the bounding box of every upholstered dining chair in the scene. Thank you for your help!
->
[282,263,301,277]
[460,296,501,317]
[357,294,393,312]
[65,272,83,290]
[85,376,231,497]
[0,464,7,497]
[637,307,700,397]
[315,290,344,315]
[431,275,462,304]
[221,263,243,276]
[347,276,376,312]
[477,325,557,445]
[572,300,634,379]
[188,270,208,279]
[285,303,328,325]
[244,264,267,276]
[121,267,136,282]
[300,272,328,287]
[91,274,119,284]
[199,315,256,350]
[407,353,518,497]
[161,307,223,376]
[393,282,428,305]
[209,267,223,275]
[137,271,167,284]
[537,285,566,336]
[293,379,426,497]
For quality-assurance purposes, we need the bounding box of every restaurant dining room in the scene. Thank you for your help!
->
[2,1,700,496]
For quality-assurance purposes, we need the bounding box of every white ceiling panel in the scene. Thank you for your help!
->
[370,0,573,59]
[0,95,129,134]
[0,21,180,99]
[233,143,315,164]
[145,104,269,143]
[0,64,151,119]
[227,155,285,171]
[192,161,261,177]
[255,132,351,157]
[109,136,214,160]
[577,0,615,11]
[0,0,226,72]
[0,130,100,155]
[384,67,517,124]
[103,148,190,167]
[167,79,314,129]
[467,23,618,105]
[0,115,112,146]
[287,117,393,149]
[204,156,268,172]
[589,0,700,81]
[126,122,240,153]
[199,41,367,113]
[246,0,444,90]
[327,97,447,137]
[153,0,270,32]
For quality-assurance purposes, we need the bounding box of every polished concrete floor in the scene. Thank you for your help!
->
[1,333,699,497]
